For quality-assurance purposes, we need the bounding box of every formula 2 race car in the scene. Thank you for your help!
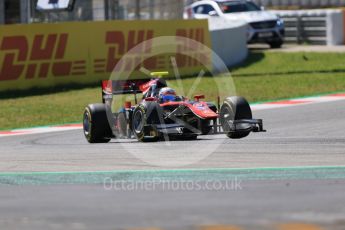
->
[83,72,265,143]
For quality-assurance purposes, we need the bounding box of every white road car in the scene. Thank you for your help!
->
[185,0,285,48]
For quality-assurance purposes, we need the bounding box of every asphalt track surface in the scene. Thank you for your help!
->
[1,100,345,229]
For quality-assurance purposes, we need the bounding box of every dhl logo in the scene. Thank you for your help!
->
[94,30,155,73]
[94,28,210,74]
[0,34,86,81]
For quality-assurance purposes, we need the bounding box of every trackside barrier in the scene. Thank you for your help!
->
[271,9,344,45]
[0,20,211,92]
[208,18,248,69]
[254,0,345,8]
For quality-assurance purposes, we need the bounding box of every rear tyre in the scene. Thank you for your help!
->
[220,96,252,139]
[83,104,112,143]
[132,102,162,142]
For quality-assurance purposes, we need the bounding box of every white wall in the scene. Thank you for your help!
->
[208,18,248,69]
[326,10,344,45]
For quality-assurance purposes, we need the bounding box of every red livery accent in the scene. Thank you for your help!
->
[124,101,132,109]
[144,97,157,102]
[160,101,218,119]
[102,80,112,93]
[139,79,158,94]
[194,94,205,101]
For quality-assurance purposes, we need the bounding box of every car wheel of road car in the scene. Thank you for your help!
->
[220,96,252,139]
[268,40,283,49]
[132,101,162,142]
[182,134,198,140]
[83,104,112,143]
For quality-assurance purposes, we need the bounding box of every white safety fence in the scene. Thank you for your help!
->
[187,0,345,8]
[272,9,344,45]
[253,0,345,8]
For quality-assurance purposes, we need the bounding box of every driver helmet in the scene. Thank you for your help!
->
[159,87,177,103]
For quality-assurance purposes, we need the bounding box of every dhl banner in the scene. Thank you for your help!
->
[0,20,211,92]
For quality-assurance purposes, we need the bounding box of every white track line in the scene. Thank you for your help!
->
[0,124,82,137]
[251,93,345,111]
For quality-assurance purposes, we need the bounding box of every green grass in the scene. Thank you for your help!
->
[234,72,345,102]
[0,87,100,130]
[1,51,345,130]
[232,52,345,76]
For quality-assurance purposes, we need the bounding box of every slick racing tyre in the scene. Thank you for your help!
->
[220,96,252,139]
[132,101,162,142]
[83,104,112,143]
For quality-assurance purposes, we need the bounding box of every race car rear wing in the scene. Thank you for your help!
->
[102,72,169,103]
[102,79,150,95]
[101,79,150,103]
[101,73,169,103]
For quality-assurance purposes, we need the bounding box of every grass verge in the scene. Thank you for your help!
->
[1,51,345,130]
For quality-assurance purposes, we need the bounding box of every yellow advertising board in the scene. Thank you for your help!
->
[0,20,211,92]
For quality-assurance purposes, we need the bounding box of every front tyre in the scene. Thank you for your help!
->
[220,96,252,139]
[83,104,112,143]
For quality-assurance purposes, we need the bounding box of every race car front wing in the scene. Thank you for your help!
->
[141,118,265,139]
[225,119,266,133]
